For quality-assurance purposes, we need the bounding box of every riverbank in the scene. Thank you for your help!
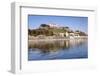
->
[28,35,88,41]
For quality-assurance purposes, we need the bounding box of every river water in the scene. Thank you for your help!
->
[28,39,88,61]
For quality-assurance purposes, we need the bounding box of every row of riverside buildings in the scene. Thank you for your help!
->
[38,23,87,39]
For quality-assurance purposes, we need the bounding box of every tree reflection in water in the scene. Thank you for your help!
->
[28,39,87,54]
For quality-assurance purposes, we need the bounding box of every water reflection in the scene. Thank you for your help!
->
[28,39,88,60]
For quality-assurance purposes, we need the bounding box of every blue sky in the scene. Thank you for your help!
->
[28,15,88,33]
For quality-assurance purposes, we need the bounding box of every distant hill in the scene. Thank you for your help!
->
[28,23,87,36]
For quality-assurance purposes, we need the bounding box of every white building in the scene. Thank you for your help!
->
[48,23,60,28]
[59,32,69,37]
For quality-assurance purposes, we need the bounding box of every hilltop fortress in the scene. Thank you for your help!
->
[28,23,87,40]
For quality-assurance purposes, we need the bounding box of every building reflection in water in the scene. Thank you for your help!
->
[28,39,87,54]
